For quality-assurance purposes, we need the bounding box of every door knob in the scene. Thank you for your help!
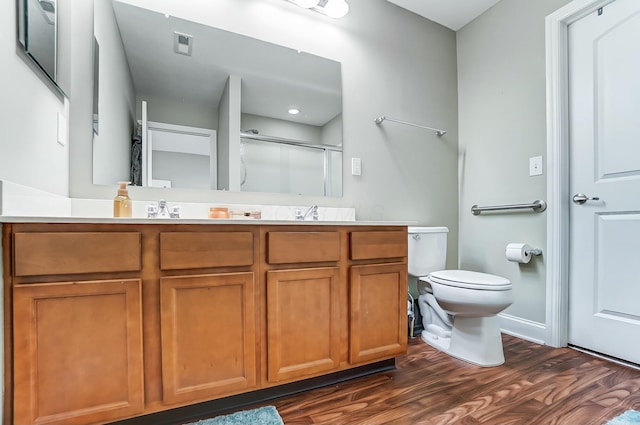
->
[572,193,600,205]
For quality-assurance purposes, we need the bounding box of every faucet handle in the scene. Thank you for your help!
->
[295,208,303,220]
[312,208,319,221]
[169,205,181,219]
[146,204,158,218]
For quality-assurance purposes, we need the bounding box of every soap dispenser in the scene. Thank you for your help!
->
[113,182,132,217]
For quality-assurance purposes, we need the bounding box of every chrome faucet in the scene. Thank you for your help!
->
[295,205,318,221]
[147,199,181,218]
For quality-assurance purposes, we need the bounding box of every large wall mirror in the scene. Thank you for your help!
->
[93,0,343,197]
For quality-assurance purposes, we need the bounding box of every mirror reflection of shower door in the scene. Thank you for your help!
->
[329,150,343,197]
[241,139,327,196]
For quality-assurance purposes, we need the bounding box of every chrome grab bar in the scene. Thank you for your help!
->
[471,200,547,215]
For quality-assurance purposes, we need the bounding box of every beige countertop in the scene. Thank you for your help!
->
[0,216,414,226]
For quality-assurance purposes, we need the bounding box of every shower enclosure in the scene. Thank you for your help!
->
[240,132,342,197]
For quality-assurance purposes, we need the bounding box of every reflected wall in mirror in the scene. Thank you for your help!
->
[92,37,99,135]
[93,0,343,197]
[18,0,57,84]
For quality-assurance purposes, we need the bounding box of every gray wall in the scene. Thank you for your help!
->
[136,93,219,131]
[457,0,571,324]
[66,0,460,269]
[0,0,69,196]
[241,113,323,145]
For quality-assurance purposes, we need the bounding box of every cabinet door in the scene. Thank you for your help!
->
[160,272,257,405]
[267,267,341,383]
[350,263,408,364]
[13,279,144,425]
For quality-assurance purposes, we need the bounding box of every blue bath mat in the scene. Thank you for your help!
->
[183,406,284,425]
[605,410,640,425]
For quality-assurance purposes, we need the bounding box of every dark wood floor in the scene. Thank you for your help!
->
[263,335,640,425]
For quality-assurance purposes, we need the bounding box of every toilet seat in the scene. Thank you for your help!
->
[427,270,512,291]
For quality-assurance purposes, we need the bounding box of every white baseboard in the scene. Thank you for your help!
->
[499,313,547,345]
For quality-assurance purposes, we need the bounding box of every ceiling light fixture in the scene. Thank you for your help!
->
[288,108,300,115]
[286,0,349,18]
[322,0,349,18]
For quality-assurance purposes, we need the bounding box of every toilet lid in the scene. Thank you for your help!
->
[428,270,512,290]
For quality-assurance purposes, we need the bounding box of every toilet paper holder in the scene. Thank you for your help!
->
[527,248,543,256]
[506,243,543,264]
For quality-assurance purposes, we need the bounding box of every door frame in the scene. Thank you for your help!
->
[545,0,616,347]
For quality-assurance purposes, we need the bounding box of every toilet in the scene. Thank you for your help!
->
[408,226,513,367]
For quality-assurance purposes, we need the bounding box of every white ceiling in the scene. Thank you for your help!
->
[385,0,501,31]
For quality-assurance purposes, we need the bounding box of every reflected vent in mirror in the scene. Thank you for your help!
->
[173,32,193,56]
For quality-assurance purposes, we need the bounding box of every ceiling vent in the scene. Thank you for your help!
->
[174,32,193,56]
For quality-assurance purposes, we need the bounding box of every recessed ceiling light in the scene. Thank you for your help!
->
[288,108,300,115]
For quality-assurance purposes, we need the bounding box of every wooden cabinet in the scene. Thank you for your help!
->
[13,279,144,425]
[158,231,258,405]
[349,263,408,364]
[160,272,257,404]
[8,227,145,425]
[264,230,343,383]
[266,267,341,382]
[3,223,407,425]
[349,231,408,364]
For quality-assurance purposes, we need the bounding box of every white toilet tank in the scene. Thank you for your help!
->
[408,226,448,277]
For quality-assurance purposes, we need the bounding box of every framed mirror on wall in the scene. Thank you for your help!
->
[91,0,343,197]
[17,0,65,93]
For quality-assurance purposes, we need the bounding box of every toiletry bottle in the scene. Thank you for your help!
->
[113,182,132,217]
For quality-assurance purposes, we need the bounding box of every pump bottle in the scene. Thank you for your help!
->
[113,182,132,217]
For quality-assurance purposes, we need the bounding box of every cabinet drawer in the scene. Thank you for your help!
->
[160,232,254,270]
[267,232,340,264]
[14,232,141,277]
[350,231,407,260]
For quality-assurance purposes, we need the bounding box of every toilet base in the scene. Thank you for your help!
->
[421,315,505,367]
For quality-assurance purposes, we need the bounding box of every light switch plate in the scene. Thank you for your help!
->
[351,157,362,176]
[529,156,543,176]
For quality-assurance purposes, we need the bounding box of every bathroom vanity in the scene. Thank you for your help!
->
[1,220,408,425]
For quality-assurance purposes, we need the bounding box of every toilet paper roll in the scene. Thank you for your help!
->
[506,243,532,263]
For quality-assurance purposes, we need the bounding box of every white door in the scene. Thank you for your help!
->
[568,0,640,364]
[147,121,217,190]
